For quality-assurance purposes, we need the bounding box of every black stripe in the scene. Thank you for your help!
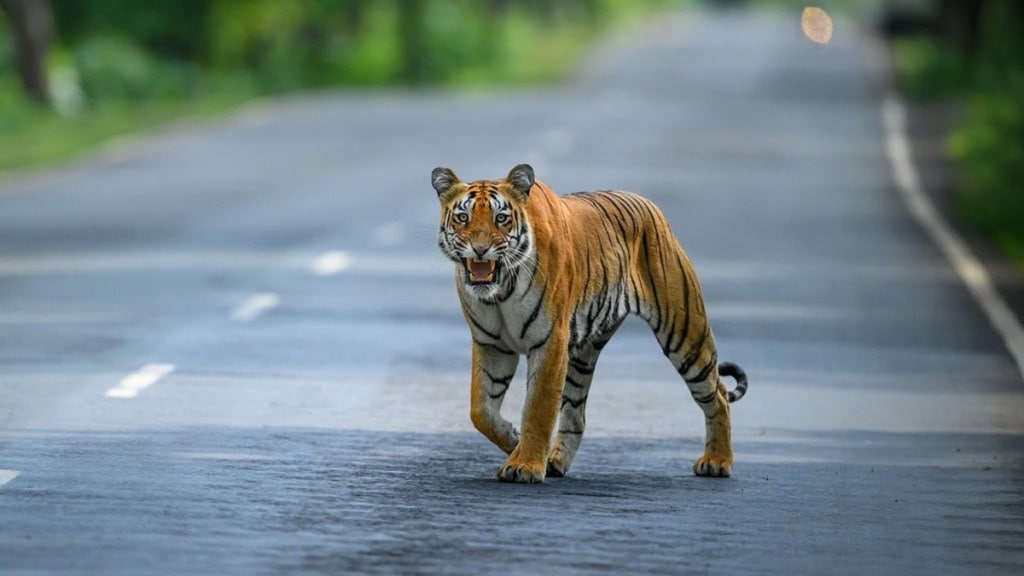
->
[661,307,678,356]
[629,195,662,231]
[641,231,663,332]
[561,396,587,409]
[484,368,514,386]
[580,246,592,301]
[474,339,515,355]
[565,375,585,389]
[528,330,551,354]
[604,193,640,235]
[692,390,716,404]
[558,428,583,435]
[685,352,718,384]
[467,313,501,340]
[678,325,710,375]
[598,195,636,258]
[569,358,594,375]
[673,251,691,355]
[581,194,618,241]
[580,301,595,345]
[628,271,641,315]
[519,285,547,340]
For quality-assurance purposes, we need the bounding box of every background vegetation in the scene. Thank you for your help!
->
[888,0,1024,267]
[0,0,681,171]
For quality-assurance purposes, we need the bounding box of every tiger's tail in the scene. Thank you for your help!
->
[718,362,748,403]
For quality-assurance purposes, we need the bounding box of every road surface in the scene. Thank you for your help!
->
[1,7,1022,575]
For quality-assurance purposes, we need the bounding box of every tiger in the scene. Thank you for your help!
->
[432,163,748,483]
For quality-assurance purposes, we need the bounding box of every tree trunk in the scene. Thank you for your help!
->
[0,0,55,105]
[346,0,369,36]
[398,0,428,85]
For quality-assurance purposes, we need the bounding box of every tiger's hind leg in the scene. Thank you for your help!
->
[684,362,733,477]
[546,342,601,477]
[652,320,734,477]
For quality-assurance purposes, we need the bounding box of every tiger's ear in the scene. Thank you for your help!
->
[506,164,534,198]
[431,167,461,199]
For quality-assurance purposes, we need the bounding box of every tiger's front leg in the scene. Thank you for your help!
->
[497,326,568,483]
[470,343,521,454]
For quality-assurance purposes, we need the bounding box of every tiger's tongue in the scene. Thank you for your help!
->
[469,260,493,281]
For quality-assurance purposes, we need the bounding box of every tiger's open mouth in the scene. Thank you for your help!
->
[464,258,498,285]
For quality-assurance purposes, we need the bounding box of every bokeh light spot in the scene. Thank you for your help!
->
[801,6,833,45]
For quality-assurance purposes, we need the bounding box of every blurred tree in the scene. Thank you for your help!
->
[51,0,211,61]
[344,0,370,35]
[398,0,427,84]
[935,0,985,56]
[0,0,55,104]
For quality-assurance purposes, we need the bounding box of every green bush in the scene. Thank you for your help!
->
[73,35,193,103]
[893,35,970,100]
[949,77,1024,262]
[52,0,211,61]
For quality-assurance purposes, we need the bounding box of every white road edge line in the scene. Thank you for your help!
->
[230,292,280,321]
[105,364,176,399]
[0,470,20,488]
[882,95,1024,379]
[311,251,352,276]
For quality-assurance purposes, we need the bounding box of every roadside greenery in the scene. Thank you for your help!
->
[0,0,683,172]
[892,0,1024,268]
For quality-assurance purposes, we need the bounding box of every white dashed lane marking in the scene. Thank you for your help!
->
[230,292,280,321]
[105,364,175,399]
[311,251,352,276]
[0,470,19,488]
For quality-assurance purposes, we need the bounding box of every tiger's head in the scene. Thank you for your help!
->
[432,164,536,299]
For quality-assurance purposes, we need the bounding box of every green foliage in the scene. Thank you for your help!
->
[51,0,210,60]
[893,35,970,99]
[1,0,686,172]
[894,0,1024,268]
[73,36,194,102]
[949,76,1024,265]
[0,17,10,71]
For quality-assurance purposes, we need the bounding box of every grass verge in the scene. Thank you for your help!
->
[0,95,252,174]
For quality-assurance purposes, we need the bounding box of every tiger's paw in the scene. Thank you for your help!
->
[693,454,733,478]
[545,454,568,478]
[497,460,546,483]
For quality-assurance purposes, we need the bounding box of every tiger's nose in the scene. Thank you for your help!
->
[472,244,490,257]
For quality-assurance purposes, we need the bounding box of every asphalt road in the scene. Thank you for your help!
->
[2,7,1023,575]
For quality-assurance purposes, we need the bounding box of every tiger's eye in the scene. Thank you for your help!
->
[495,213,510,225]
[454,213,469,224]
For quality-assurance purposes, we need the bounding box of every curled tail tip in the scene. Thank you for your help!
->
[719,361,748,403]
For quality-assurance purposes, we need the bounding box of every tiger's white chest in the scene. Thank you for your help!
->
[461,281,551,354]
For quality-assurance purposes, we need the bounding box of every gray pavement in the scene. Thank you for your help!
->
[2,7,1023,575]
